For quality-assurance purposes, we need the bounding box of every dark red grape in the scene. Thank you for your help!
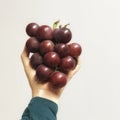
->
[26,37,39,53]
[36,64,53,82]
[55,43,69,58]
[69,43,82,57]
[60,56,76,72]
[52,28,62,43]
[43,52,61,68]
[37,25,53,41]
[61,27,72,43]
[39,40,55,56]
[53,27,72,43]
[30,53,43,69]
[26,23,39,37]
[50,71,67,88]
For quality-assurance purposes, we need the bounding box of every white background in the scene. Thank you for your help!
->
[0,0,120,120]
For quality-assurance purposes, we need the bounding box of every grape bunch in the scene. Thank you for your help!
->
[25,21,82,89]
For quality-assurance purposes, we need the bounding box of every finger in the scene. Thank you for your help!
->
[21,46,35,79]
[74,56,81,73]
[67,56,81,80]
[21,46,29,64]
[21,46,30,72]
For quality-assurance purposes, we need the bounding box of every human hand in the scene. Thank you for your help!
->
[21,46,81,104]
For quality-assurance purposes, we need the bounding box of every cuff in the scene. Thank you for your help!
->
[22,97,58,120]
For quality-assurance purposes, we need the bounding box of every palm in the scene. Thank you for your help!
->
[21,47,80,102]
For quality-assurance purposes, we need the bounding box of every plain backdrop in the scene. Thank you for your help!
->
[0,0,120,120]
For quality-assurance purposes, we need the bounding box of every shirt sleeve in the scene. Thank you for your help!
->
[21,97,58,120]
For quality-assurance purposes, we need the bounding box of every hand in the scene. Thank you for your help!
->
[21,46,81,104]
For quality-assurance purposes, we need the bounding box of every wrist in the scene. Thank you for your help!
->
[32,89,60,104]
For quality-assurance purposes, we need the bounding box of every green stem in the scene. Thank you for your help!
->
[53,20,60,29]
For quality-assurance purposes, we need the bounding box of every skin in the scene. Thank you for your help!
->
[21,46,81,104]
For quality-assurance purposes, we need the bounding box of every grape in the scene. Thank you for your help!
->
[53,27,72,43]
[50,71,67,88]
[43,52,61,68]
[37,25,53,41]
[30,53,43,69]
[24,21,82,88]
[55,43,69,58]
[36,64,53,82]
[26,23,39,37]
[69,43,82,57]
[60,56,76,73]
[39,40,54,56]
[26,37,39,53]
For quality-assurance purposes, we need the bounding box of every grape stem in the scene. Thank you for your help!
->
[63,23,70,28]
[59,25,62,29]
[53,20,60,29]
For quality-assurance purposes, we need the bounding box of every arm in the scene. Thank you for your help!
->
[21,46,80,120]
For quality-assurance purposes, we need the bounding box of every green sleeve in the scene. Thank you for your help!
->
[21,97,58,120]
